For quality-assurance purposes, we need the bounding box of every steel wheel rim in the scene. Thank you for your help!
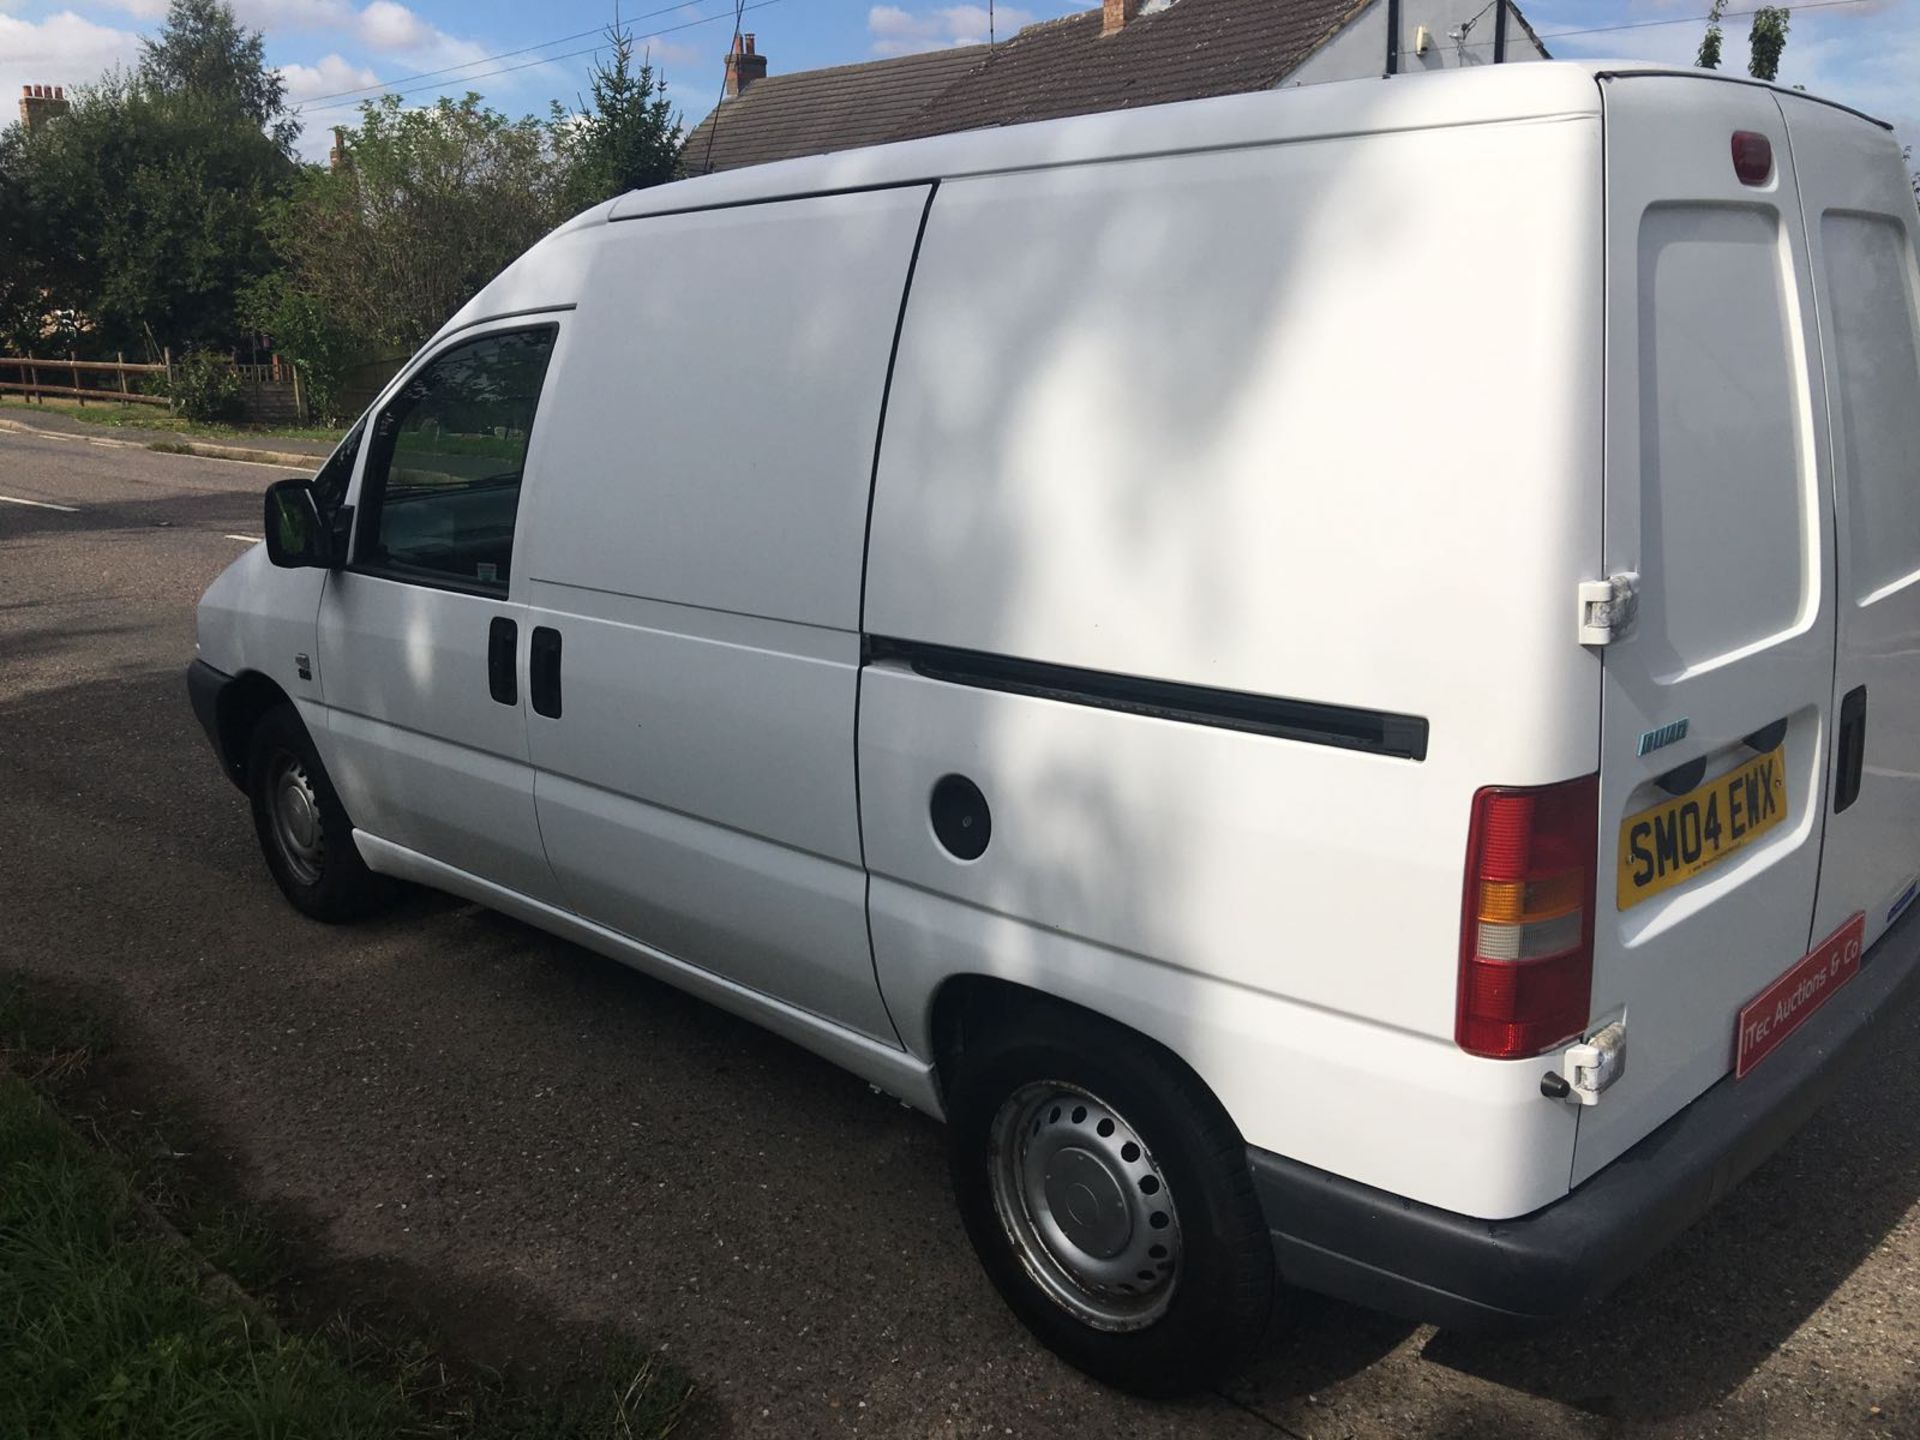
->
[267,750,324,887]
[987,1080,1183,1331]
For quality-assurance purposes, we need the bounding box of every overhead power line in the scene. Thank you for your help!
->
[1535,0,1872,43]
[296,0,786,116]
[699,0,751,174]
[292,0,753,105]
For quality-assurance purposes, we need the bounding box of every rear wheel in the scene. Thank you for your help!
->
[245,704,389,922]
[945,999,1275,1396]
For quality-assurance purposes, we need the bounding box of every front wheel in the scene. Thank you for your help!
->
[945,1001,1276,1396]
[245,704,389,922]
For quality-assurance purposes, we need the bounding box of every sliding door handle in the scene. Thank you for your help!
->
[1835,684,1867,814]
[487,616,517,705]
[530,625,563,719]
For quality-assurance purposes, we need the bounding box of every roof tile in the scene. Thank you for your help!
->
[682,0,1377,172]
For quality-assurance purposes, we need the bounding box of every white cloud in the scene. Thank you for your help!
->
[279,50,378,102]
[868,3,1035,56]
[0,10,142,105]
[632,33,705,73]
[356,0,429,50]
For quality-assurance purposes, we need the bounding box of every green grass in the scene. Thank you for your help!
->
[0,983,697,1440]
[0,395,346,446]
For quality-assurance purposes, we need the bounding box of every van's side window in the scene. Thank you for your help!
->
[1822,214,1920,599]
[354,326,558,596]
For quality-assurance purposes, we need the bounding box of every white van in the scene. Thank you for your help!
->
[190,61,1920,1394]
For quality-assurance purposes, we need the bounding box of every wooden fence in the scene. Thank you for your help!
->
[0,352,171,406]
[0,351,308,424]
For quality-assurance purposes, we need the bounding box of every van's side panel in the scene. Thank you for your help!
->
[861,119,1604,1218]
[517,188,935,1044]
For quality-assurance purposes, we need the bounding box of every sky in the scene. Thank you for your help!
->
[1,0,1916,164]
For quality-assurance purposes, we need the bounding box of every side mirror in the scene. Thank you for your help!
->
[264,478,335,569]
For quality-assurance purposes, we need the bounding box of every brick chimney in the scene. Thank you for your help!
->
[724,32,767,98]
[18,84,71,133]
[1102,0,1140,36]
[329,126,349,171]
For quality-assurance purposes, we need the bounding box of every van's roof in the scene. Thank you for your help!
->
[610,60,1887,223]
[439,60,1885,342]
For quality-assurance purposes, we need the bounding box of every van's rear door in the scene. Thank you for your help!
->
[1576,76,1837,1182]
[1774,94,1920,952]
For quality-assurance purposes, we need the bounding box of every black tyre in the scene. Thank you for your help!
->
[945,998,1276,1397]
[245,703,389,922]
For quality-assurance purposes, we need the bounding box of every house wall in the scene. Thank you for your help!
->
[1286,0,1546,87]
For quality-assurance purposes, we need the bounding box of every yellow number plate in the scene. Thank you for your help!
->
[1616,745,1788,910]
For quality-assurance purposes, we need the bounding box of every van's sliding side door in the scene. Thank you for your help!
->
[1773,92,1920,950]
[1577,76,1839,1183]
[512,187,935,1046]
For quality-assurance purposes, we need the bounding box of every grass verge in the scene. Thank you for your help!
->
[0,982,697,1440]
[0,396,346,446]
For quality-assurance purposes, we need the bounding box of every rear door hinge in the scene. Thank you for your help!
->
[1541,1020,1627,1106]
[1578,572,1639,647]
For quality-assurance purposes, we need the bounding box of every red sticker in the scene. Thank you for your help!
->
[1736,913,1864,1079]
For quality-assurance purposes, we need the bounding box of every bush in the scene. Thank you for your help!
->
[240,268,361,425]
[166,348,242,422]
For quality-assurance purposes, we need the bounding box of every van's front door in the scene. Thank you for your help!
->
[317,321,567,907]
[1577,77,1838,1181]
[1775,94,1920,952]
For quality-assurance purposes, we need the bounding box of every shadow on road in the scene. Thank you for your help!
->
[0,474,265,541]
[3,661,1917,1431]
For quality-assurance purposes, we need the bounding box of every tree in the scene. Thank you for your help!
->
[0,126,49,353]
[140,0,296,152]
[1696,0,1726,69]
[1748,7,1791,82]
[553,26,681,212]
[3,73,292,353]
[256,93,567,411]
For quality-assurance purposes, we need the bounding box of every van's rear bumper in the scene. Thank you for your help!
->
[1248,902,1920,1331]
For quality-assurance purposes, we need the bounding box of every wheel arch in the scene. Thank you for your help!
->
[927,974,1232,1129]
[214,670,296,788]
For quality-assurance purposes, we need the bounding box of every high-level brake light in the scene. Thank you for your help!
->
[1732,130,1774,187]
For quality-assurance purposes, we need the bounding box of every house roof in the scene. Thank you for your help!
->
[679,0,1382,173]
[681,0,1376,173]
[891,0,1373,141]
[681,44,989,175]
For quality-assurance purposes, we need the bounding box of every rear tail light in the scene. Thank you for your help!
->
[1457,775,1599,1059]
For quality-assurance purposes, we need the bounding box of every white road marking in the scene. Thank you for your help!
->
[225,534,263,543]
[0,425,88,443]
[0,493,79,512]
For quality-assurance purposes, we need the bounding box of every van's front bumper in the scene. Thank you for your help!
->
[186,658,241,786]
[1248,902,1920,1331]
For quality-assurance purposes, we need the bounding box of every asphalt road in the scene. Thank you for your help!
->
[2,423,1916,1439]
